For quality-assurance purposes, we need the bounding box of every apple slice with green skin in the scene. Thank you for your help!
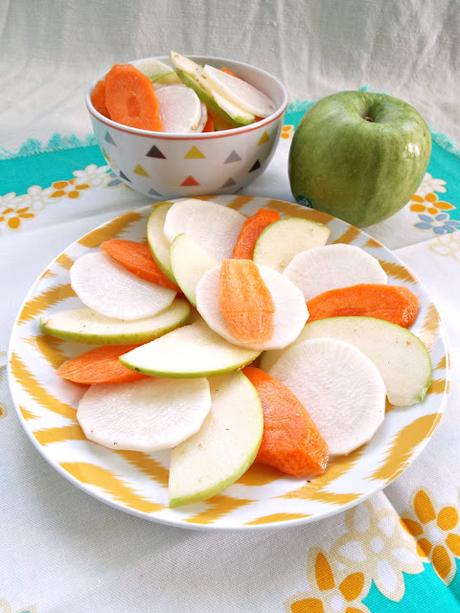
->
[196,262,308,350]
[40,298,190,345]
[253,217,331,272]
[170,51,255,127]
[169,371,263,507]
[164,198,245,262]
[284,244,387,301]
[77,377,211,452]
[269,338,386,455]
[203,64,275,118]
[261,316,432,407]
[147,202,176,282]
[170,234,217,305]
[70,252,176,321]
[131,58,181,85]
[156,85,202,132]
[120,319,259,378]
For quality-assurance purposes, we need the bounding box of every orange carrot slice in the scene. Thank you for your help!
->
[104,64,162,131]
[307,284,419,328]
[220,66,238,77]
[57,345,145,385]
[232,208,281,259]
[219,259,274,343]
[91,79,110,118]
[243,366,328,476]
[203,113,215,132]
[101,239,180,291]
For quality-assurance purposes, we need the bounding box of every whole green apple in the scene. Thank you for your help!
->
[289,91,431,226]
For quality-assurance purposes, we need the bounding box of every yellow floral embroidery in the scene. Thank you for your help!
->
[288,549,369,613]
[0,203,34,229]
[409,192,455,215]
[50,178,90,199]
[281,124,294,139]
[402,489,460,584]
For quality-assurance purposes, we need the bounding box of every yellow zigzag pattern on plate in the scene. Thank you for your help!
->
[237,464,282,486]
[10,353,76,420]
[246,513,310,525]
[34,424,84,445]
[378,260,416,283]
[186,495,253,524]
[19,284,75,324]
[55,253,74,269]
[365,236,383,248]
[40,269,56,280]
[266,199,333,223]
[419,304,440,350]
[227,195,254,210]
[333,226,361,245]
[61,462,164,512]
[20,406,38,420]
[280,448,363,504]
[435,355,448,370]
[26,335,68,369]
[78,211,141,247]
[116,451,169,487]
[369,413,441,481]
[429,378,449,394]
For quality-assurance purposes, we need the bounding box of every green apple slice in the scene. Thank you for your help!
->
[147,202,176,282]
[169,372,263,507]
[261,316,432,406]
[170,234,217,305]
[196,262,308,350]
[70,252,176,321]
[203,64,275,118]
[163,198,245,262]
[269,338,386,455]
[40,298,190,344]
[156,84,202,132]
[284,244,387,301]
[77,377,211,452]
[131,58,181,85]
[253,217,331,272]
[170,51,255,127]
[120,319,259,378]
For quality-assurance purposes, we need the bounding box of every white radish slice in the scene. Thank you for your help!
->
[163,199,245,262]
[77,377,211,452]
[195,262,308,350]
[169,372,263,507]
[284,244,387,301]
[40,298,190,345]
[170,234,217,306]
[156,85,202,132]
[193,103,208,133]
[253,217,331,272]
[120,319,259,378]
[131,58,180,84]
[289,316,432,406]
[203,64,275,118]
[269,338,386,455]
[147,202,176,282]
[70,252,176,321]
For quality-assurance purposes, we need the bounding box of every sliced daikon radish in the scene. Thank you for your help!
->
[77,377,211,452]
[194,103,208,132]
[147,202,176,281]
[169,372,263,506]
[156,84,202,132]
[120,319,259,378]
[284,244,387,301]
[40,298,190,345]
[269,338,386,455]
[196,262,308,350]
[170,234,217,305]
[283,316,432,406]
[253,217,331,272]
[70,252,176,321]
[203,64,275,118]
[131,58,180,85]
[163,199,245,261]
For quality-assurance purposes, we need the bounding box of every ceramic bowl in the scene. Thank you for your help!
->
[86,55,288,198]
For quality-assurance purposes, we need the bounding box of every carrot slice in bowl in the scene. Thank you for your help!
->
[243,366,329,476]
[91,78,110,118]
[57,345,146,385]
[232,208,281,259]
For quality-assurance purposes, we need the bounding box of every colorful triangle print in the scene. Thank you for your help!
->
[224,150,242,164]
[257,131,270,146]
[148,188,163,198]
[133,164,150,177]
[146,145,166,159]
[181,175,200,187]
[221,177,237,188]
[101,147,111,161]
[119,170,131,182]
[249,160,261,173]
[104,131,117,146]
[184,146,205,159]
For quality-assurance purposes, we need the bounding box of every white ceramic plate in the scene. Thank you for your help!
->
[7,196,449,530]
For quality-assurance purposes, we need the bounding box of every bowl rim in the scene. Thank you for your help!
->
[86,54,288,140]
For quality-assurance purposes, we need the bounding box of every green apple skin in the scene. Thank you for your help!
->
[289,91,431,227]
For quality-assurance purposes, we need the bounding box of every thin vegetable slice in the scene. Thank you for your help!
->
[156,84,202,132]
[147,202,176,281]
[170,234,217,306]
[91,79,109,117]
[232,208,281,259]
